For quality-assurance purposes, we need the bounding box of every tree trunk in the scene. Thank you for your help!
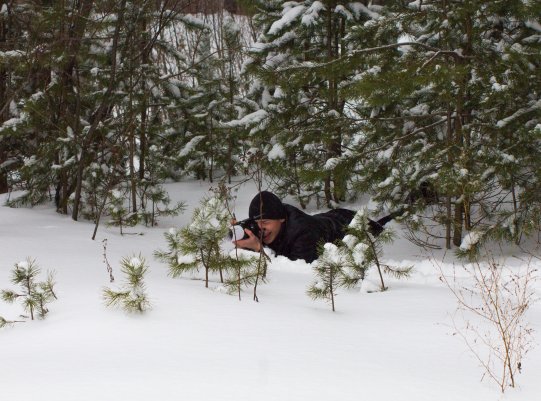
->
[138,16,148,187]
[453,202,464,247]
[72,0,126,221]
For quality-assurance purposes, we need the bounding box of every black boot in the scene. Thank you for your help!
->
[368,209,405,236]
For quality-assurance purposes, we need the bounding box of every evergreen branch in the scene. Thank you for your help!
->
[1,290,21,303]
[0,316,25,328]
[103,254,151,313]
[354,117,448,158]
[382,264,413,279]
[103,288,131,308]
[271,42,467,74]
[40,272,58,300]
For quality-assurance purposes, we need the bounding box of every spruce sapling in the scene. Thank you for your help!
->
[1,259,58,320]
[103,254,150,313]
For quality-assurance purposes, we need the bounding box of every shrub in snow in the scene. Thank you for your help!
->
[1,258,57,320]
[103,255,150,313]
[438,251,538,393]
[307,242,363,312]
[155,196,233,288]
[107,189,138,235]
[224,249,269,301]
[344,210,412,292]
[308,210,412,311]
[136,183,186,227]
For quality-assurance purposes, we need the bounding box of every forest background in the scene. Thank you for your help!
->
[1,0,540,252]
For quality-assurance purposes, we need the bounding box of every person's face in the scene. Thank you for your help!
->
[257,219,284,244]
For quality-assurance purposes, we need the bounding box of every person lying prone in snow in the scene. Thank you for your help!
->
[232,191,397,263]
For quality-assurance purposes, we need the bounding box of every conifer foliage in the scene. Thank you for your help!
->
[155,192,268,298]
[1,0,540,253]
[241,1,383,207]
[0,316,24,328]
[338,0,541,249]
[308,242,359,312]
[103,254,151,313]
[155,196,232,288]
[0,1,200,231]
[1,258,57,320]
[308,210,411,311]
[344,210,412,291]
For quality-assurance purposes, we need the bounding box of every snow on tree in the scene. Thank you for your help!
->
[154,195,232,288]
[243,0,383,208]
[307,242,359,312]
[1,258,57,320]
[334,0,541,250]
[103,254,151,313]
[308,209,411,311]
[0,1,202,233]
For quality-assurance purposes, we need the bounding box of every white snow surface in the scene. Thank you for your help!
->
[1,179,540,401]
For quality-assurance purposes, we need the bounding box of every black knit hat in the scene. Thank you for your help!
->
[249,191,286,220]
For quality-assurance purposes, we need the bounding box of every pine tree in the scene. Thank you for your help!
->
[168,11,252,183]
[243,1,382,207]
[344,210,412,292]
[137,182,186,227]
[155,195,232,288]
[107,188,138,235]
[1,1,196,233]
[307,242,354,312]
[1,258,57,320]
[103,254,151,313]
[339,0,541,249]
[308,209,411,311]
[224,248,269,300]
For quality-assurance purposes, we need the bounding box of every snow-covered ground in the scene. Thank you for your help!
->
[1,179,540,401]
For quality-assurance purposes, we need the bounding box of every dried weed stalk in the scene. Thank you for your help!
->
[437,252,538,392]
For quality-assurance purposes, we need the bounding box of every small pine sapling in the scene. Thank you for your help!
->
[103,255,151,313]
[308,209,412,311]
[155,196,230,288]
[107,189,137,235]
[138,183,186,227]
[224,250,269,299]
[345,210,412,291]
[208,181,270,301]
[1,259,58,320]
[307,241,366,311]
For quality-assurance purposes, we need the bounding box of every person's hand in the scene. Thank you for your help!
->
[233,228,261,252]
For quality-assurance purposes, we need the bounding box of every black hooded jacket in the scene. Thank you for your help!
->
[266,204,357,263]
